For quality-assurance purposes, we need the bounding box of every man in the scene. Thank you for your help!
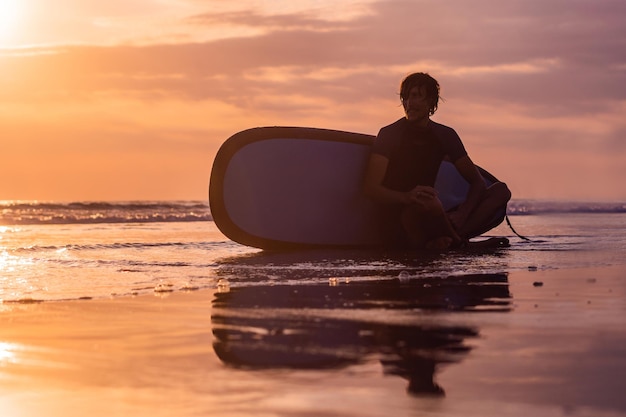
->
[363,72,511,250]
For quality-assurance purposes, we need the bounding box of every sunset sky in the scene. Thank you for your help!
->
[1,0,625,202]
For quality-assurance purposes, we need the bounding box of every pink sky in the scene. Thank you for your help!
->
[1,0,625,202]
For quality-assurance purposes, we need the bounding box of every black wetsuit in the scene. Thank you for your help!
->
[372,118,467,191]
[371,118,468,245]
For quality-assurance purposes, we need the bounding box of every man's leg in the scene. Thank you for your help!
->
[401,198,461,249]
[455,182,511,240]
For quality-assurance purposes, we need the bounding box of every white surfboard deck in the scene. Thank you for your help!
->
[209,127,504,250]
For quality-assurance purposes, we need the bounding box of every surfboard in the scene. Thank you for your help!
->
[209,127,505,250]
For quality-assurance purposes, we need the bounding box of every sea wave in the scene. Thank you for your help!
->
[0,200,624,225]
[507,200,626,215]
[0,201,212,225]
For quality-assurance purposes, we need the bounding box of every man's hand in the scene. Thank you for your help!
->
[406,185,438,205]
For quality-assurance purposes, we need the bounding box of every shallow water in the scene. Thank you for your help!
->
[1,265,624,417]
[210,265,626,417]
[2,212,625,302]
[1,211,626,416]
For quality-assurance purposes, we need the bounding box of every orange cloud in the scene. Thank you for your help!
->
[1,0,625,201]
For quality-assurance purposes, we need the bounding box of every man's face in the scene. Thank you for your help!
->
[403,85,431,122]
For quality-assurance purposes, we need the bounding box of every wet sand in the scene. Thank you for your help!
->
[1,265,625,417]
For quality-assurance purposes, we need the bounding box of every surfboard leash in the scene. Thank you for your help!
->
[505,215,532,242]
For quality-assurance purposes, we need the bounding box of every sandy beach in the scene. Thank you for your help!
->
[2,263,625,417]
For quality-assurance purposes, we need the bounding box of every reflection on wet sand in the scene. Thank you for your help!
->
[214,246,510,286]
[212,272,511,396]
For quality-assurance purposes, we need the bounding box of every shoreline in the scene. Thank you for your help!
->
[1,264,625,417]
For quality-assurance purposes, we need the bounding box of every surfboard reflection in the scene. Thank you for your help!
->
[212,272,511,396]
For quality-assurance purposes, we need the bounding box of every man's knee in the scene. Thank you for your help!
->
[488,182,511,204]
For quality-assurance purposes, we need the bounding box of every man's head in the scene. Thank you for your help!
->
[400,73,440,118]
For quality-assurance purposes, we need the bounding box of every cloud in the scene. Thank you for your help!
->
[1,0,625,200]
[5,0,624,106]
[2,0,625,132]
[186,10,351,32]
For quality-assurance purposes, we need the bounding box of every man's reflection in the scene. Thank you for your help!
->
[212,272,510,396]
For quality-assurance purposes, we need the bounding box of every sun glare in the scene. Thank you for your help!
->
[0,0,23,44]
[0,342,20,364]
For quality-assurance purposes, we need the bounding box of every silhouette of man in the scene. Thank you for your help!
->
[364,72,511,249]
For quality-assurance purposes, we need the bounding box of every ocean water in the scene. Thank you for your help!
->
[0,200,625,302]
[2,200,626,417]
[0,201,626,303]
